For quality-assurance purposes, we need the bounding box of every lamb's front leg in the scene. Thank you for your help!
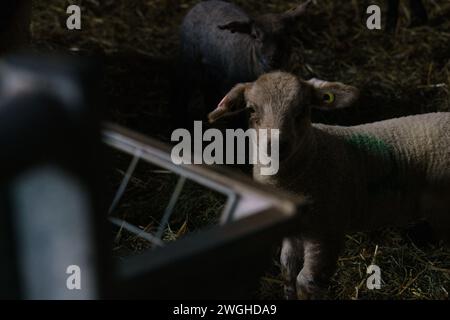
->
[280,237,304,300]
[296,235,343,300]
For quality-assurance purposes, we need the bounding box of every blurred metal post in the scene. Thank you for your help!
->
[0,54,109,299]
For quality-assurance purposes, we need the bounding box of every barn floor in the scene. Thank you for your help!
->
[31,0,449,299]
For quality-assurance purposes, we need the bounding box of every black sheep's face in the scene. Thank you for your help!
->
[251,18,291,72]
[216,17,291,72]
[217,1,313,72]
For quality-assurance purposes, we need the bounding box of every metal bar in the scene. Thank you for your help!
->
[116,208,304,299]
[221,192,239,224]
[102,123,303,223]
[103,129,237,201]
[102,123,309,299]
[108,149,142,215]
[155,176,186,240]
[109,217,164,247]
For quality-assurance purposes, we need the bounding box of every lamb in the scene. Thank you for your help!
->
[173,0,311,128]
[208,71,450,299]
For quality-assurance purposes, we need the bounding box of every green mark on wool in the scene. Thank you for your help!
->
[346,133,399,194]
[346,133,393,160]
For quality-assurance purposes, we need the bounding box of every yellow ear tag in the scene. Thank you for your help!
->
[323,92,335,104]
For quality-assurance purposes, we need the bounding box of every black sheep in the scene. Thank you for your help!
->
[173,0,311,128]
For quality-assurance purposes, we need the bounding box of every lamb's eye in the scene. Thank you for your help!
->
[247,106,256,114]
[323,92,335,104]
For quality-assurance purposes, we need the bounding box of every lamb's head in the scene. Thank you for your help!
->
[218,1,312,71]
[208,71,359,159]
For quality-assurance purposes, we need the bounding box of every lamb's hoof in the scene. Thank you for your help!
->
[284,285,297,300]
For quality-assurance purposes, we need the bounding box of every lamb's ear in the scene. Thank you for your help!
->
[208,83,250,123]
[218,20,253,35]
[307,78,360,110]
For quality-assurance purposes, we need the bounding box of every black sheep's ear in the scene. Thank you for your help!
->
[208,83,251,123]
[250,26,264,40]
[280,0,311,24]
[218,20,253,35]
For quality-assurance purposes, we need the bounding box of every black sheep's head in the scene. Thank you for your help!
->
[218,0,312,72]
